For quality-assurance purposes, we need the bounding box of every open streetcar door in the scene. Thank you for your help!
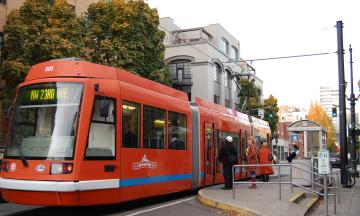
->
[204,122,216,185]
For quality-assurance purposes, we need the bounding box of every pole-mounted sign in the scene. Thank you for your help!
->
[318,149,330,175]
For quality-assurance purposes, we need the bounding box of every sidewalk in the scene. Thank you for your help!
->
[198,173,360,216]
[310,176,360,216]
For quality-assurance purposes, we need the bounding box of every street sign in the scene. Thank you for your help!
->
[318,149,330,174]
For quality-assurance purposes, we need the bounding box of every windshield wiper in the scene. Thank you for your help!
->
[15,141,29,167]
[10,120,29,167]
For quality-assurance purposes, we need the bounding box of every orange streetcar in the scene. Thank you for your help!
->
[0,59,271,206]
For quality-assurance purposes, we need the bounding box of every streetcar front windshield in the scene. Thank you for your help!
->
[5,82,83,160]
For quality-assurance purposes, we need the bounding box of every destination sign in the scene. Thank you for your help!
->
[28,88,68,101]
[19,83,83,106]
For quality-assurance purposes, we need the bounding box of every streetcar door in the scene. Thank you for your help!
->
[79,95,121,205]
[204,122,216,185]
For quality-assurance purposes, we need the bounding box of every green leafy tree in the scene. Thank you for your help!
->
[238,77,261,115]
[262,95,280,135]
[85,0,169,84]
[0,0,88,108]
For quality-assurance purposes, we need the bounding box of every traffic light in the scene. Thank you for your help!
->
[332,107,337,117]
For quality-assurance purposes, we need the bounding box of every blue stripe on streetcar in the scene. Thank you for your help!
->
[119,173,192,187]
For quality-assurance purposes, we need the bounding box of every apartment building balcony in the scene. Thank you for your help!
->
[171,27,212,45]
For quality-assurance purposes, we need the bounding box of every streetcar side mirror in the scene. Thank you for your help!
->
[99,100,109,118]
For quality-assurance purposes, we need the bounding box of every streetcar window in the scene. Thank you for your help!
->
[85,96,116,159]
[168,111,187,150]
[122,101,140,148]
[143,105,166,149]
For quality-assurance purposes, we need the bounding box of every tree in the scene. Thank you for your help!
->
[0,0,88,108]
[307,102,336,151]
[263,95,279,135]
[238,77,261,115]
[85,0,169,84]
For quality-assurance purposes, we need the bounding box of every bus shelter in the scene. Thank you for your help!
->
[288,120,327,158]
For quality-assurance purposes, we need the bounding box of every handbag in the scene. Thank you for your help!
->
[268,154,274,162]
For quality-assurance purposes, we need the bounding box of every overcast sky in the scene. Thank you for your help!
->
[147,0,360,110]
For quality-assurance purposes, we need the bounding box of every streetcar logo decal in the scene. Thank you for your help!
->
[35,164,46,172]
[132,154,157,170]
[10,163,16,172]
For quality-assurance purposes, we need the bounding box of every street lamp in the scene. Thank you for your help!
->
[348,45,359,178]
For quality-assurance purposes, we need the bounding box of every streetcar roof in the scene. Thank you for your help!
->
[25,59,189,101]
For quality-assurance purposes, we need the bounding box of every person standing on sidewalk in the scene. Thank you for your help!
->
[245,136,258,189]
[218,136,238,190]
[258,140,274,182]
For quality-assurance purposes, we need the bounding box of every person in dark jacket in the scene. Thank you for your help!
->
[286,145,299,163]
[218,136,238,190]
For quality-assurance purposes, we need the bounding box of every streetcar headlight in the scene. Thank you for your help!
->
[50,163,73,174]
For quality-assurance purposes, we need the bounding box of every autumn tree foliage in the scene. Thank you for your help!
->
[85,0,169,84]
[308,102,336,151]
[0,0,88,108]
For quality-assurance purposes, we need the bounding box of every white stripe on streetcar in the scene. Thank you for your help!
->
[0,178,119,192]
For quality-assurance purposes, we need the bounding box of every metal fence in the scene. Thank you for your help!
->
[232,162,340,216]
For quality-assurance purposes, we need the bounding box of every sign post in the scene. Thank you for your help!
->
[318,149,330,175]
[318,149,330,216]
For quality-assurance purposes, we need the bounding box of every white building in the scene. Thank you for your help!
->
[278,106,307,123]
[319,86,340,143]
[160,17,263,109]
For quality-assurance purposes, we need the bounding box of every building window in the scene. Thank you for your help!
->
[122,101,140,148]
[143,105,166,149]
[214,63,221,82]
[230,46,238,61]
[220,38,229,54]
[225,70,231,87]
[214,95,220,104]
[225,70,231,108]
[0,0,6,5]
[168,111,187,150]
[225,99,231,108]
[213,63,221,104]
[86,96,116,159]
[168,60,191,83]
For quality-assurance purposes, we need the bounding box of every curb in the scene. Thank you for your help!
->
[288,192,305,203]
[197,189,261,216]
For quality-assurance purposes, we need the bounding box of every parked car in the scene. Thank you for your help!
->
[330,152,340,168]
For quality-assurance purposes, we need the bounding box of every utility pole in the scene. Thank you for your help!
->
[336,21,348,185]
[348,45,359,177]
